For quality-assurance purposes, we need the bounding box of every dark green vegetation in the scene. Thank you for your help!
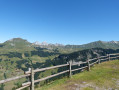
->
[37,60,119,90]
[0,38,119,90]
[53,48,119,65]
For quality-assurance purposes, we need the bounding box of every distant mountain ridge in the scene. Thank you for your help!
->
[33,40,119,50]
[1,38,119,51]
[3,38,32,49]
[33,41,64,46]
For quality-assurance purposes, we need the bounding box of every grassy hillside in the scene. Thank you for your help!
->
[1,38,119,89]
[37,60,119,90]
[0,38,61,90]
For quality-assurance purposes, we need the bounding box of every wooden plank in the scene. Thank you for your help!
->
[109,53,119,55]
[109,54,116,55]
[100,58,108,61]
[0,74,30,84]
[90,60,98,66]
[110,57,117,59]
[22,82,31,87]
[111,57,117,59]
[72,62,78,66]
[89,58,97,61]
[81,61,88,64]
[90,63,94,66]
[99,56,108,58]
[116,56,119,58]
[25,64,69,74]
[16,85,30,90]
[35,70,69,83]
[71,66,88,72]
[116,56,119,59]
[72,61,87,66]
[94,60,98,64]
[22,70,69,86]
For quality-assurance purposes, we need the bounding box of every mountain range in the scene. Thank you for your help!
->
[65,40,119,50]
[33,40,119,50]
[1,38,119,52]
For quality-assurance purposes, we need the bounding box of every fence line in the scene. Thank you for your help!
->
[0,53,119,90]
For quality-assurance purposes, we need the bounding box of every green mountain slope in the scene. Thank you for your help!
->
[0,38,35,52]
[65,40,119,50]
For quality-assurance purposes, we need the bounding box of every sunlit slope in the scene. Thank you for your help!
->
[37,60,119,90]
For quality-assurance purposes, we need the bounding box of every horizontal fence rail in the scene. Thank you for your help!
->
[0,74,30,84]
[25,63,69,74]
[0,53,119,90]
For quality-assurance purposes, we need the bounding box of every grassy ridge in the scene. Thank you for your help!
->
[37,60,119,90]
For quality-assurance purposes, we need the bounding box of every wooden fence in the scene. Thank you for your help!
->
[0,53,119,90]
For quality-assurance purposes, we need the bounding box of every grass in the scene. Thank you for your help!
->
[36,60,119,90]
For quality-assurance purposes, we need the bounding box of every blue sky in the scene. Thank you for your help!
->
[0,0,119,45]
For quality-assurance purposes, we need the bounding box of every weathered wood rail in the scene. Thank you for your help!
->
[0,53,119,90]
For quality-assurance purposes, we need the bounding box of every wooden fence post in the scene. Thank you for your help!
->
[97,55,100,64]
[108,54,110,61]
[31,68,34,90]
[87,59,90,71]
[28,68,31,90]
[117,54,119,60]
[69,61,72,78]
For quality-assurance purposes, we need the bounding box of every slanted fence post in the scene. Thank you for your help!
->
[31,68,34,90]
[69,61,72,78]
[87,59,90,71]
